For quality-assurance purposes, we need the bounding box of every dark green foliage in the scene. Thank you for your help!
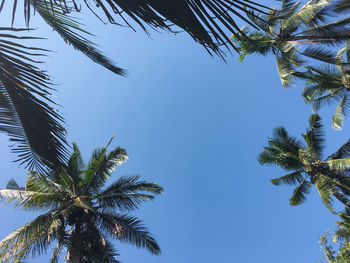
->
[0,141,163,262]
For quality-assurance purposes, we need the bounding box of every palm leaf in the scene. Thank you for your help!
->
[289,177,311,206]
[315,174,336,214]
[332,93,350,130]
[82,146,128,194]
[0,27,67,172]
[270,170,304,186]
[96,175,163,211]
[303,114,324,158]
[327,139,350,160]
[325,157,350,171]
[98,212,161,255]
[33,0,126,76]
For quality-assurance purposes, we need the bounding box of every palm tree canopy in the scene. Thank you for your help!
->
[259,114,350,213]
[233,0,350,87]
[0,141,163,263]
[298,44,350,130]
[6,0,271,57]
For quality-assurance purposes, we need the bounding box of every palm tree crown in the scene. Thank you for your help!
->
[233,0,350,87]
[259,114,350,213]
[0,141,163,263]
[299,44,350,130]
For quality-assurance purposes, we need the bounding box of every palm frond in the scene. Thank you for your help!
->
[34,0,126,76]
[98,212,160,255]
[325,157,350,171]
[332,93,350,130]
[259,126,304,170]
[82,146,128,194]
[327,139,350,160]
[301,46,338,64]
[0,212,59,262]
[96,175,163,211]
[270,170,304,186]
[276,52,296,87]
[0,27,68,172]
[289,177,311,206]
[315,174,336,214]
[303,114,325,158]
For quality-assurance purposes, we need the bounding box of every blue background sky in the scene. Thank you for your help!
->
[0,1,347,262]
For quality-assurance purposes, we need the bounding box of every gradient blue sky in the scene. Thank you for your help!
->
[0,1,347,262]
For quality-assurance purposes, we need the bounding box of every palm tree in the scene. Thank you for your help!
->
[233,0,350,87]
[259,114,350,213]
[0,140,163,262]
[320,209,350,262]
[298,44,350,130]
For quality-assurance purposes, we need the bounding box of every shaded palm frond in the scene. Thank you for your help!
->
[34,0,126,76]
[8,0,271,56]
[289,177,311,205]
[0,27,68,172]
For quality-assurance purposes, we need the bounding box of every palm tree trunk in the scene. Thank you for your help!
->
[70,220,82,263]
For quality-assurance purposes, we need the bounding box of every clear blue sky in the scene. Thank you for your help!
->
[0,1,347,262]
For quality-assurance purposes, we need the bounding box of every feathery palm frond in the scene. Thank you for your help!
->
[0,27,68,172]
[33,0,126,76]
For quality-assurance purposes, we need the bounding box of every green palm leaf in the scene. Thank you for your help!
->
[270,170,304,186]
[96,175,163,211]
[289,177,311,206]
[98,212,161,255]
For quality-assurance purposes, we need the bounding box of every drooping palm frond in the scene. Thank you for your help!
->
[97,212,161,255]
[33,0,126,76]
[0,27,68,172]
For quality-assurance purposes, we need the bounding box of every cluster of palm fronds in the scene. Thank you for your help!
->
[233,0,350,261]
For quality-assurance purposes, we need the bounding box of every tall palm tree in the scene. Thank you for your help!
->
[299,44,350,130]
[259,114,350,213]
[0,140,163,262]
[233,0,350,87]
